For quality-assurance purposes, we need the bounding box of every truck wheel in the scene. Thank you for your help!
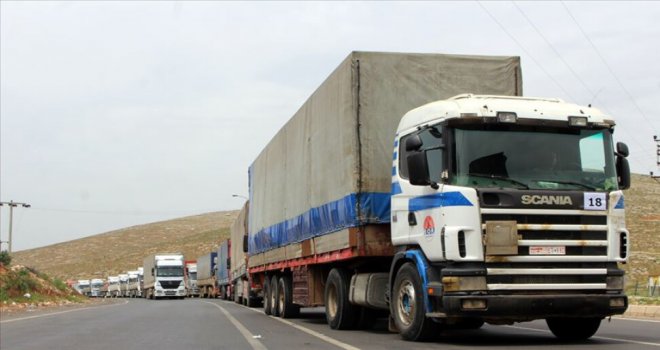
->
[392,262,436,341]
[278,275,300,319]
[546,317,601,341]
[263,276,272,315]
[270,275,280,317]
[325,268,358,330]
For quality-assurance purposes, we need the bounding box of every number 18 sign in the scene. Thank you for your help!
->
[584,192,607,211]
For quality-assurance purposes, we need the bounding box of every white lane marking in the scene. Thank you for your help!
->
[267,313,361,350]
[507,325,660,347]
[202,301,267,350]
[0,300,129,324]
[225,300,360,350]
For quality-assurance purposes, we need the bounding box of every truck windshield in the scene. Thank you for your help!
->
[189,272,197,280]
[157,266,183,277]
[451,127,618,191]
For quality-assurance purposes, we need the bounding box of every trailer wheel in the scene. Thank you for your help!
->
[392,262,436,341]
[546,317,601,341]
[270,275,280,317]
[325,268,358,330]
[278,275,300,319]
[263,276,272,315]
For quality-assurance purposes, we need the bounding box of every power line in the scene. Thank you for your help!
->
[477,1,576,101]
[560,1,658,134]
[511,2,595,98]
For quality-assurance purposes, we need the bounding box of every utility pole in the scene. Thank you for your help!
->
[653,136,660,182]
[0,200,31,253]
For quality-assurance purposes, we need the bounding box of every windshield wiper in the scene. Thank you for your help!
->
[468,173,529,189]
[532,179,597,190]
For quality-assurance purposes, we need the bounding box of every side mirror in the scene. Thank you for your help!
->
[227,258,231,269]
[243,235,248,253]
[616,156,631,190]
[408,152,435,188]
[406,134,423,152]
[616,142,629,157]
[151,268,154,276]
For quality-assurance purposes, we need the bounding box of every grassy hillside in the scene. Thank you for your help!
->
[12,211,238,280]
[10,175,660,295]
[0,263,85,306]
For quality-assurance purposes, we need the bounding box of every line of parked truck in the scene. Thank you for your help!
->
[73,268,145,298]
[79,51,632,342]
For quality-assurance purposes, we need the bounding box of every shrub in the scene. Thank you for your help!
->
[0,251,11,266]
[53,278,68,292]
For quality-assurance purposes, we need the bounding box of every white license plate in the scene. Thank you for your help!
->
[529,246,566,255]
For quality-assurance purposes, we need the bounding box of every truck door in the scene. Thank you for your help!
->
[392,127,446,246]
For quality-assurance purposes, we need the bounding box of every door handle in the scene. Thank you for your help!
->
[408,212,417,226]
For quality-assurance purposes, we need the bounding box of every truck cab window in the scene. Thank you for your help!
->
[399,127,444,182]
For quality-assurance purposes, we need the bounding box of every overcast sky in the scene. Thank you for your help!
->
[1,1,659,251]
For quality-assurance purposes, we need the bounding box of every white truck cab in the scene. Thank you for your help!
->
[90,278,104,297]
[388,94,630,341]
[143,254,186,299]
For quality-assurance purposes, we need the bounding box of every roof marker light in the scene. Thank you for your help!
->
[497,111,517,123]
[569,116,588,127]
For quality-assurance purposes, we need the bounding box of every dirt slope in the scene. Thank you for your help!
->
[12,211,238,280]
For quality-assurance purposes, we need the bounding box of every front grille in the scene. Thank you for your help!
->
[160,280,181,289]
[482,210,610,291]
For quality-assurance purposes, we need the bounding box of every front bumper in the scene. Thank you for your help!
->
[440,293,628,319]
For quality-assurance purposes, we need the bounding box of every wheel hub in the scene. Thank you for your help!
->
[397,281,415,326]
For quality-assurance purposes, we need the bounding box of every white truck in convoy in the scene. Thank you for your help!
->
[184,260,199,297]
[118,273,129,297]
[247,52,630,342]
[143,254,186,299]
[75,279,91,296]
[107,276,121,297]
[90,278,104,298]
[126,270,141,298]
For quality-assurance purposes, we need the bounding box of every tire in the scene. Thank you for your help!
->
[325,268,359,330]
[270,275,280,317]
[278,275,300,319]
[546,317,601,341]
[263,276,272,315]
[392,262,437,341]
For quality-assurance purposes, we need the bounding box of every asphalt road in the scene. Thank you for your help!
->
[1,298,659,350]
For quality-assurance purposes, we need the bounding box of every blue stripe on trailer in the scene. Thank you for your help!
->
[249,192,392,254]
